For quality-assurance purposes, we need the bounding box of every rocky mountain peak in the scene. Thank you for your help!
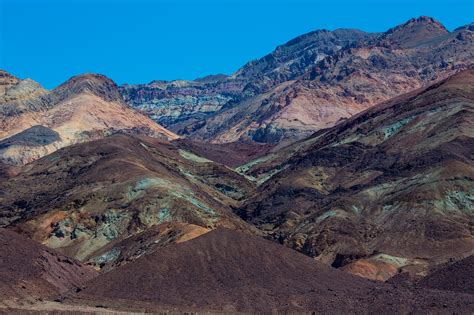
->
[55,73,122,102]
[0,70,20,85]
[0,71,21,103]
[378,16,449,48]
[455,22,474,32]
[0,70,46,105]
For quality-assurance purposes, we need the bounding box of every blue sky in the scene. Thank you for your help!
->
[1,0,472,88]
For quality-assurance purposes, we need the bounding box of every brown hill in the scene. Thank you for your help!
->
[0,133,256,266]
[418,255,474,294]
[237,69,474,279]
[0,71,177,165]
[0,228,96,306]
[68,228,474,314]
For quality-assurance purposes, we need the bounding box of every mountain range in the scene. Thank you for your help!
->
[121,17,473,145]
[0,16,473,314]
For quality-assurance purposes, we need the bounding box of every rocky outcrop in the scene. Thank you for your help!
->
[0,70,47,111]
[119,77,245,132]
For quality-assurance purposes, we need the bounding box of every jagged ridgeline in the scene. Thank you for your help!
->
[120,17,473,145]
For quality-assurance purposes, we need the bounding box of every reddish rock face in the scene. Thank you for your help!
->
[377,16,449,48]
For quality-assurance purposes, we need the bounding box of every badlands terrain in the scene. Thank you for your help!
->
[0,16,473,314]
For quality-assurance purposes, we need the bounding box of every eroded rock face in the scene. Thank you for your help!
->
[119,77,245,132]
[0,72,177,165]
[121,17,473,145]
[120,29,375,138]
[237,70,474,278]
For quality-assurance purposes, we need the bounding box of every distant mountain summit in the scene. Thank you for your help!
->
[232,28,376,91]
[378,16,449,48]
[54,73,124,103]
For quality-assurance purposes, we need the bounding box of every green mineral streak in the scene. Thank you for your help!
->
[128,177,217,222]
[98,210,128,241]
[172,191,215,215]
[157,207,171,223]
[177,166,201,185]
[256,165,289,185]
[360,182,395,200]
[135,178,172,190]
[332,134,360,146]
[237,157,288,185]
[127,177,175,200]
[178,149,212,163]
[316,210,341,223]
[382,117,413,139]
[372,254,409,267]
[351,205,362,214]
[91,247,121,265]
[444,190,474,212]
[235,155,274,174]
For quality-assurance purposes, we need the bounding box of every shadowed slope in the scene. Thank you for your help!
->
[0,228,96,306]
[418,255,474,294]
[70,228,373,313]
